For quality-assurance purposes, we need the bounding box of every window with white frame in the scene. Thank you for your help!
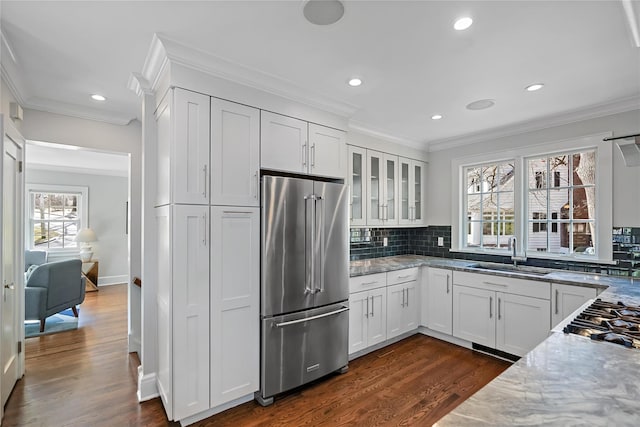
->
[27,184,88,250]
[464,161,515,251]
[453,133,611,262]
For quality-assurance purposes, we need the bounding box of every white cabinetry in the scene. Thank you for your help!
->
[551,283,597,328]
[386,281,419,339]
[348,288,387,355]
[210,207,259,406]
[210,98,260,207]
[399,157,426,225]
[452,271,551,357]
[366,150,398,226]
[155,205,210,420]
[421,267,453,335]
[155,88,210,206]
[261,111,346,178]
[348,146,367,226]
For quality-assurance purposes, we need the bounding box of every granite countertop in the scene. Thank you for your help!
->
[351,255,640,425]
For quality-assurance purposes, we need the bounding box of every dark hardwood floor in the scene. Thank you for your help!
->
[2,284,510,426]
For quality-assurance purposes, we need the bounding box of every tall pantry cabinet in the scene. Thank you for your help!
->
[154,87,260,421]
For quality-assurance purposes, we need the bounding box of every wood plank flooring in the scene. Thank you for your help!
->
[2,284,511,426]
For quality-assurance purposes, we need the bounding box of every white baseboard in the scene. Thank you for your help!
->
[417,326,472,349]
[137,367,159,402]
[98,275,128,286]
[179,393,254,426]
[128,333,141,355]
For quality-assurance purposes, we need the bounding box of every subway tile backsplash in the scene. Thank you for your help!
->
[350,225,640,277]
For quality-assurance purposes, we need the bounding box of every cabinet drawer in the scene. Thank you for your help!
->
[453,271,549,300]
[387,267,419,286]
[349,272,387,293]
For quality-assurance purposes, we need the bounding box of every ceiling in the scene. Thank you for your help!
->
[26,142,130,177]
[2,1,639,150]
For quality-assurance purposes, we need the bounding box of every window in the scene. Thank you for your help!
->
[532,213,547,232]
[27,184,88,251]
[464,162,515,250]
[553,171,561,187]
[535,171,545,189]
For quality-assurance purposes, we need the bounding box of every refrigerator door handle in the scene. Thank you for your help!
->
[274,306,349,328]
[304,194,315,294]
[315,195,324,294]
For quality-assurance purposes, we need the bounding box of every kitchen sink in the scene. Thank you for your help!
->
[468,262,551,277]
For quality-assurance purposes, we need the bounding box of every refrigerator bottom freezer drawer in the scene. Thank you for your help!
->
[259,302,349,400]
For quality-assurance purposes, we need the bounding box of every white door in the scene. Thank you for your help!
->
[496,292,550,357]
[210,98,260,207]
[382,155,399,225]
[348,146,367,226]
[386,283,405,339]
[210,207,259,406]
[551,283,597,328]
[367,289,387,346]
[402,281,419,332]
[412,161,426,225]
[260,111,307,174]
[308,123,346,178]
[2,130,22,407]
[399,158,412,225]
[452,285,496,348]
[366,151,384,226]
[173,88,210,205]
[348,291,368,355]
[424,268,453,334]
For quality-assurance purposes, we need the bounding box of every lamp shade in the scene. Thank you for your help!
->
[75,228,97,243]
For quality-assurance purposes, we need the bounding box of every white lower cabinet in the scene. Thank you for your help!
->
[386,281,419,339]
[453,283,551,357]
[421,267,453,334]
[551,283,597,328]
[349,288,387,354]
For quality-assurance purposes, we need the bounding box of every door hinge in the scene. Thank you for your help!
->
[18,341,22,354]
[18,160,23,173]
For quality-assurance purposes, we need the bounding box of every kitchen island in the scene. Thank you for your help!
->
[350,255,640,426]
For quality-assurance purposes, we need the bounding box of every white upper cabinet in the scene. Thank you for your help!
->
[210,98,260,207]
[170,88,211,205]
[366,150,398,226]
[308,123,347,178]
[399,157,426,225]
[260,111,307,175]
[261,111,347,179]
[348,146,367,226]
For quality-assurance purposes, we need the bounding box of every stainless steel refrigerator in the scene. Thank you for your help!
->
[256,175,349,406]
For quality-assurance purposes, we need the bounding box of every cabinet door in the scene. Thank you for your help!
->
[210,98,260,206]
[366,151,384,226]
[551,283,597,328]
[412,161,426,224]
[173,88,210,205]
[402,281,419,332]
[496,293,550,357]
[309,123,347,178]
[210,207,260,406]
[452,285,495,348]
[367,289,387,346]
[399,158,411,225]
[348,291,368,355]
[424,268,453,334]
[386,283,405,339]
[348,146,367,226]
[260,111,308,174]
[172,205,210,419]
[383,155,399,225]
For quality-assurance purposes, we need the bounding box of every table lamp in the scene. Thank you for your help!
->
[75,228,97,262]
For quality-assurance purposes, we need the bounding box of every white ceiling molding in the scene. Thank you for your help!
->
[23,97,135,126]
[1,30,18,64]
[127,72,154,98]
[427,95,640,152]
[140,33,360,118]
[621,0,640,47]
[348,120,425,151]
[27,163,128,178]
[0,31,26,106]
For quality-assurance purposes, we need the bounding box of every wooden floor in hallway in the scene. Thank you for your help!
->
[2,283,511,426]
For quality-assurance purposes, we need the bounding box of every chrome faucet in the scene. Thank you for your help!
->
[510,236,518,266]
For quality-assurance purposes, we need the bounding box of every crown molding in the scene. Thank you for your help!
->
[348,120,425,151]
[621,0,640,47]
[140,34,360,118]
[127,72,154,97]
[427,95,640,152]
[23,97,135,126]
[1,31,27,106]
[27,163,128,178]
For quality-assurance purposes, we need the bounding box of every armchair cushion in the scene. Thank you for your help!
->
[25,250,47,272]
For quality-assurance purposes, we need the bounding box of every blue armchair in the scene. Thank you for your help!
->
[25,250,47,272]
[25,259,86,332]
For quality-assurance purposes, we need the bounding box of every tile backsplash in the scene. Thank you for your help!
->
[350,225,640,277]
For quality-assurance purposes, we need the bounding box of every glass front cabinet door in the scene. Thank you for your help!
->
[348,146,367,226]
[399,157,426,225]
[366,150,398,226]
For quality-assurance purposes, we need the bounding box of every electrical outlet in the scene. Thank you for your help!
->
[437,237,444,247]
[383,237,388,247]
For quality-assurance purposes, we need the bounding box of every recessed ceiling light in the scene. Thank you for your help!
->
[466,99,495,110]
[454,17,473,31]
[431,114,443,120]
[303,0,345,26]
[525,83,545,92]
[91,94,106,101]
[348,78,362,87]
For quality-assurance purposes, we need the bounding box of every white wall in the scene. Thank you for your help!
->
[427,109,640,228]
[25,168,128,283]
